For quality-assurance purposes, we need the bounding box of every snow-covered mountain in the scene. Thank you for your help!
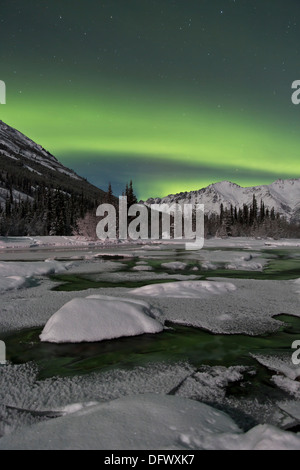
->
[145,180,300,222]
[0,120,106,205]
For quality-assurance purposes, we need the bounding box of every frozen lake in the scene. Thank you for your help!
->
[0,237,300,449]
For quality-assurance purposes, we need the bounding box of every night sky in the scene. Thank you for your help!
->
[1,0,300,199]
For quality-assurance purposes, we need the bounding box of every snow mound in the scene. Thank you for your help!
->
[0,261,68,293]
[40,295,164,343]
[130,280,236,298]
[132,265,153,271]
[198,250,266,272]
[0,260,68,278]
[180,423,300,450]
[201,262,218,270]
[0,276,28,293]
[161,261,187,270]
[225,261,263,271]
[0,393,298,450]
[265,240,300,247]
[0,394,240,450]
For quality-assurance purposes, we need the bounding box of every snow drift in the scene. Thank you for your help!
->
[0,260,68,293]
[0,394,241,450]
[40,295,164,343]
[130,280,236,298]
[0,393,299,450]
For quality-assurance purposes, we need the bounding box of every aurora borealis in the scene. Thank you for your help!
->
[1,1,300,199]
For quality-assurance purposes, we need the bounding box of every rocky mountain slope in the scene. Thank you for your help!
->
[0,120,106,206]
[145,179,300,222]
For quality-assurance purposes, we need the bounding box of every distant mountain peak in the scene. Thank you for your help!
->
[145,178,300,223]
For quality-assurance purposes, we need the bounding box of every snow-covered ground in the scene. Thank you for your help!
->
[0,235,141,251]
[129,277,300,335]
[0,394,240,450]
[0,235,299,252]
[0,236,300,449]
[0,392,299,450]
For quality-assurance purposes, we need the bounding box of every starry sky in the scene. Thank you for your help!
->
[1,0,300,199]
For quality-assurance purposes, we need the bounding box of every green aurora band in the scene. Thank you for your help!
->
[1,84,300,199]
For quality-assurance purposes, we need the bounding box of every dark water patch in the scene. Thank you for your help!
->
[261,248,300,258]
[97,255,134,261]
[2,315,300,383]
[133,250,300,281]
[50,273,182,291]
[285,424,300,433]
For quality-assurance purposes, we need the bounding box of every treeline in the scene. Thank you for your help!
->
[1,180,299,239]
[78,188,300,240]
[0,185,98,236]
[0,166,34,196]
[204,195,300,238]
[0,152,107,236]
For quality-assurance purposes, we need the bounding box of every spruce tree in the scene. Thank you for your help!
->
[106,182,113,204]
[124,180,138,207]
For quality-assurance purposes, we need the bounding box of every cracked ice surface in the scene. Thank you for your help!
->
[130,278,300,335]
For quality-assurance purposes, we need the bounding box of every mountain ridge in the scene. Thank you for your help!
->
[0,119,106,206]
[145,178,300,223]
[0,120,115,236]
